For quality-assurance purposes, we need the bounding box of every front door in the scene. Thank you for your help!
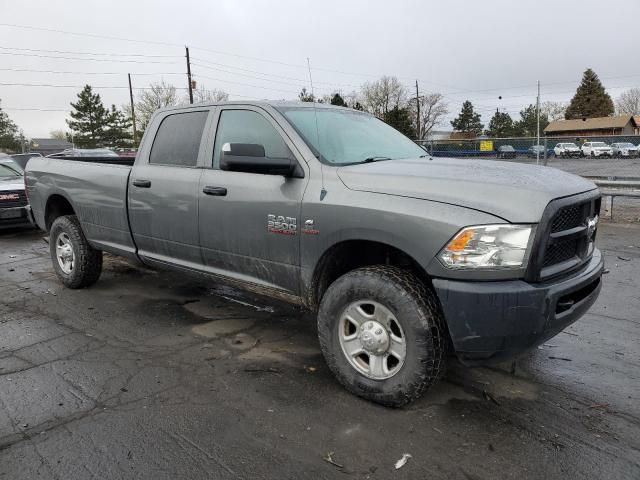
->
[128,109,210,268]
[198,106,308,294]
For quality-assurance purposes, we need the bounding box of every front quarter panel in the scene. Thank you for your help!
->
[299,168,504,295]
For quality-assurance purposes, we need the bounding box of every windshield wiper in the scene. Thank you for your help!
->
[363,156,392,163]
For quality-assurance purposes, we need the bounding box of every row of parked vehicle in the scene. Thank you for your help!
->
[495,142,640,159]
[554,142,640,158]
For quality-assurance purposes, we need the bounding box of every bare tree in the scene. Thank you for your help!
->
[360,76,407,117]
[615,88,640,115]
[132,81,179,130]
[540,101,568,121]
[49,129,67,140]
[412,93,448,139]
[192,86,229,104]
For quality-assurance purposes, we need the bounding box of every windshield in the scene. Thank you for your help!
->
[617,143,634,148]
[560,143,577,148]
[277,107,426,165]
[0,159,23,177]
[591,142,607,147]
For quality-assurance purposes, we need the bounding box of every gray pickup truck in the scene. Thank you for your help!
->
[26,101,603,406]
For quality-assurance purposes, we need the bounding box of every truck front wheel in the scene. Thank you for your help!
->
[317,265,446,407]
[49,215,102,289]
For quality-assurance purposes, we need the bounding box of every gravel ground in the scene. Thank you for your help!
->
[0,224,639,479]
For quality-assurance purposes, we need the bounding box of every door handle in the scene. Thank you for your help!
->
[132,179,151,188]
[203,186,227,196]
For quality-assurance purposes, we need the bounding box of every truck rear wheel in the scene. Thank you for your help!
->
[317,265,446,407]
[49,215,102,289]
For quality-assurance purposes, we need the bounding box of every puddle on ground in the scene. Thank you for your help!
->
[192,319,256,338]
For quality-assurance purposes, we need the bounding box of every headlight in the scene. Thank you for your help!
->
[438,224,534,269]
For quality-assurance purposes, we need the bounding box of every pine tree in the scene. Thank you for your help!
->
[485,111,514,137]
[383,106,416,138]
[513,104,549,137]
[66,85,109,148]
[451,101,483,135]
[103,105,133,148]
[330,93,347,107]
[565,69,614,119]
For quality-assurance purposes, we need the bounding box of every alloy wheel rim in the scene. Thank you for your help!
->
[338,300,406,380]
[55,232,75,274]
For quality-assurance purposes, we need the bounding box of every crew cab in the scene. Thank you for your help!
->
[26,102,604,406]
[581,141,613,157]
[553,142,581,158]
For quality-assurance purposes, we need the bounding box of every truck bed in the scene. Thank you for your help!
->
[26,157,137,257]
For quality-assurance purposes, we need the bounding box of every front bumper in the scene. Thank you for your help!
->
[0,205,33,229]
[433,248,603,365]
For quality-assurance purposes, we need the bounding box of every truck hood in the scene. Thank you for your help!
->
[336,157,597,223]
[0,177,24,192]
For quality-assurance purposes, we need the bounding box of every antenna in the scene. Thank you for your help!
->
[307,57,327,200]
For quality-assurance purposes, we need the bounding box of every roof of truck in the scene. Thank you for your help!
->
[157,100,358,113]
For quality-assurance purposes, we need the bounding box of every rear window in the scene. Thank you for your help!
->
[150,111,209,167]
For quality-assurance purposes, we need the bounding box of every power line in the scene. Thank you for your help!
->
[0,51,182,64]
[194,74,299,94]
[0,67,185,76]
[0,81,189,90]
[0,45,181,58]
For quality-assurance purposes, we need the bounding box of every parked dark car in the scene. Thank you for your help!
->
[8,153,43,170]
[526,145,547,158]
[496,145,516,159]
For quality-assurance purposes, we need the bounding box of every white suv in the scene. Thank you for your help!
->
[553,142,581,158]
[581,142,613,157]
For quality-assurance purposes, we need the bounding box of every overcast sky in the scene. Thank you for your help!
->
[1,0,639,138]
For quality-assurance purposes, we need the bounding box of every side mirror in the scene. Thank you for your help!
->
[220,143,300,177]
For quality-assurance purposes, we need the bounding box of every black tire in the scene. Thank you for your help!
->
[49,215,102,289]
[317,265,446,407]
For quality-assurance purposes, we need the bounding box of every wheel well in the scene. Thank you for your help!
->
[45,194,75,231]
[310,240,431,309]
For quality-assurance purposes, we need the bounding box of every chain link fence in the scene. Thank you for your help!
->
[415,135,640,223]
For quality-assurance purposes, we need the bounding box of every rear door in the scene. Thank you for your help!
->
[197,106,308,294]
[128,108,212,268]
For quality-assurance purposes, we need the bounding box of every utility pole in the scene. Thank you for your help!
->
[415,80,421,140]
[186,46,193,104]
[536,80,541,165]
[128,73,137,146]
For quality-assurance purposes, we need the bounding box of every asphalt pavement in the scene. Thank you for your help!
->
[0,223,639,479]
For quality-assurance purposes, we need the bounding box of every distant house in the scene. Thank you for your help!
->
[426,130,453,140]
[544,115,639,137]
[449,131,477,140]
[30,138,73,156]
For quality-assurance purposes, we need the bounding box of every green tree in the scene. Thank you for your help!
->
[565,68,614,119]
[485,111,514,137]
[298,88,315,102]
[103,105,133,148]
[66,85,109,148]
[0,101,21,152]
[383,106,416,138]
[513,104,549,137]
[330,93,347,107]
[451,100,483,136]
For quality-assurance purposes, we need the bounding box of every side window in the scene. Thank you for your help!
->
[149,111,209,167]
[212,110,291,168]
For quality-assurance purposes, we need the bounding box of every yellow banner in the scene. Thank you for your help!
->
[480,140,493,152]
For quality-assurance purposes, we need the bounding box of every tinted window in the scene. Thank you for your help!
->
[150,111,208,166]
[213,110,291,168]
